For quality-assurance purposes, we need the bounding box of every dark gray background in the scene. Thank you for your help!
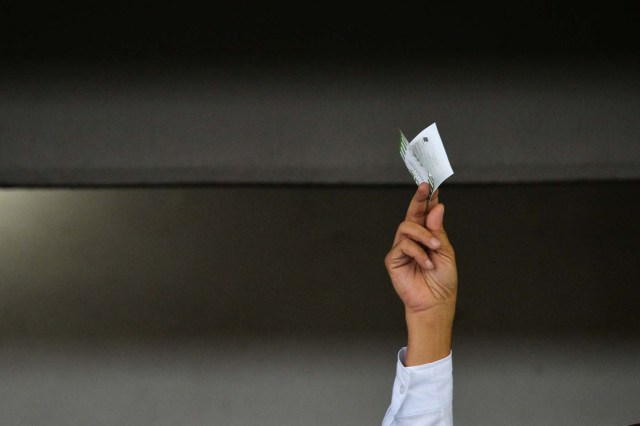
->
[1,2,639,425]
[1,1,639,186]
[1,182,639,425]
[2,54,639,186]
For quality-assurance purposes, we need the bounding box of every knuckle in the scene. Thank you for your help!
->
[400,220,425,235]
[397,238,410,249]
[398,221,411,232]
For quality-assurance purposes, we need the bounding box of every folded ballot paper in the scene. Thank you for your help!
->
[399,122,454,200]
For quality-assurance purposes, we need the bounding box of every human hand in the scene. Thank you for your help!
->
[384,182,458,364]
[385,182,458,315]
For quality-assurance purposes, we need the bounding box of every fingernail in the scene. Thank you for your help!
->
[430,238,441,248]
[425,259,434,269]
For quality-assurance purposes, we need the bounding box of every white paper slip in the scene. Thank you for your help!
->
[399,122,454,200]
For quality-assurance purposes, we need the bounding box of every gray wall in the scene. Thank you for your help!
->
[2,55,639,186]
[2,3,639,425]
[1,183,639,339]
[2,2,639,187]
[1,183,639,425]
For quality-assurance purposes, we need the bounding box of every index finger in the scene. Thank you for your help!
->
[405,182,436,225]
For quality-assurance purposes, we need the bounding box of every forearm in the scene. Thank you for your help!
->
[404,306,455,366]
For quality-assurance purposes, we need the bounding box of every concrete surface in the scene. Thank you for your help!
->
[0,182,638,425]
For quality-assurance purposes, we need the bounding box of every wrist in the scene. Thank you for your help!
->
[404,307,455,366]
[405,303,455,329]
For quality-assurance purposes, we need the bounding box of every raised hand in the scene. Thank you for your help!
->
[384,182,458,364]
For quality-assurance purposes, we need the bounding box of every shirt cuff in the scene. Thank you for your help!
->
[389,347,453,418]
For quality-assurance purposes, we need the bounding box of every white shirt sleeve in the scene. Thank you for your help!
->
[381,347,453,426]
